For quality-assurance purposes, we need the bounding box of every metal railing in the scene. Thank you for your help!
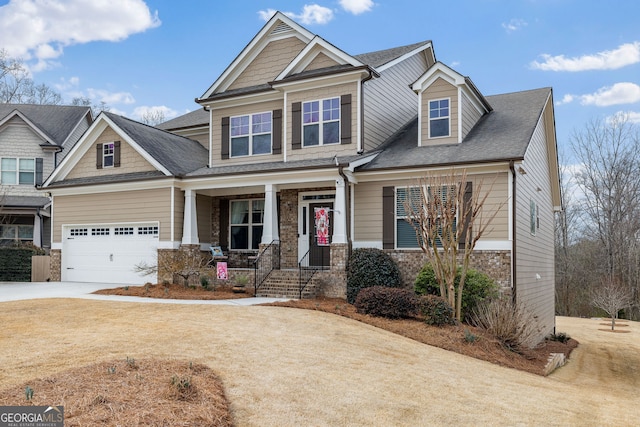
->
[253,240,280,296]
[298,248,325,299]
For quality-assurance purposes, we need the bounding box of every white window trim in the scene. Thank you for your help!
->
[0,224,34,241]
[103,142,115,168]
[229,198,265,251]
[428,97,451,139]
[229,111,273,158]
[530,199,539,236]
[302,97,340,147]
[0,157,36,185]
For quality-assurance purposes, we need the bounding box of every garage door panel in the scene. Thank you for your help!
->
[62,224,159,284]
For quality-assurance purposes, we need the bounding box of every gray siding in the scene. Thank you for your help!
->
[514,99,556,340]
[363,53,428,151]
[58,114,92,164]
[460,92,483,140]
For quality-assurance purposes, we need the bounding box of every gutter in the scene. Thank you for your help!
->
[338,165,351,248]
[359,68,376,154]
[509,160,517,303]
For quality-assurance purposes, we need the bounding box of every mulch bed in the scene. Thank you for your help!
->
[93,282,254,300]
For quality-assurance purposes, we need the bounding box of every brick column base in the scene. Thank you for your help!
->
[49,249,61,281]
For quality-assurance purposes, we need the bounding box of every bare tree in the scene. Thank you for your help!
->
[592,277,634,330]
[404,169,504,321]
[140,109,166,126]
[0,49,61,104]
[571,113,640,319]
[71,96,110,117]
[135,249,205,285]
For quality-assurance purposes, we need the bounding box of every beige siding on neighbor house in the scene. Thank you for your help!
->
[65,127,157,179]
[211,99,285,165]
[52,188,174,242]
[304,52,340,71]
[228,37,307,90]
[287,82,359,161]
[363,52,428,151]
[421,77,458,145]
[460,92,483,140]
[0,117,56,197]
[514,100,556,338]
[354,173,510,244]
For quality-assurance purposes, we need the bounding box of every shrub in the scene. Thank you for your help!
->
[354,286,419,319]
[414,263,499,322]
[471,297,542,351]
[548,332,571,343]
[418,294,455,326]
[347,248,401,304]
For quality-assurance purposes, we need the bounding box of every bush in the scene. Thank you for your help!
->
[418,294,455,326]
[354,286,419,319]
[347,248,401,304]
[471,297,543,351]
[414,264,499,321]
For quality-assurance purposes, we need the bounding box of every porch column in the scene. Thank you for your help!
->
[262,183,279,243]
[33,213,42,247]
[181,189,199,245]
[332,177,348,244]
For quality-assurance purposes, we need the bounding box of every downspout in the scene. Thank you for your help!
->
[338,165,351,251]
[358,68,375,154]
[509,160,517,304]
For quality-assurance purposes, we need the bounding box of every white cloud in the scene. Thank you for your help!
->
[86,88,136,105]
[502,18,527,33]
[531,41,640,71]
[556,94,575,106]
[579,82,640,106]
[0,0,160,69]
[339,0,374,14]
[609,111,640,124]
[259,4,334,25]
[132,105,179,121]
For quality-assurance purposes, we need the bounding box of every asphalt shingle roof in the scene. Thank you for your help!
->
[156,108,209,130]
[104,112,208,176]
[359,87,552,171]
[354,41,432,68]
[0,104,90,146]
[1,195,50,208]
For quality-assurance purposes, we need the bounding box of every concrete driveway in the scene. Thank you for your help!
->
[0,281,289,305]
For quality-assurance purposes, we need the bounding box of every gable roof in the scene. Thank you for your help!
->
[0,103,91,147]
[359,87,552,170]
[156,108,208,131]
[355,41,433,70]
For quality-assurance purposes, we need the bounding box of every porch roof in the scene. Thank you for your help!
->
[1,196,50,209]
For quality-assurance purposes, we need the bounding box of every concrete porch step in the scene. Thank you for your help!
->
[255,269,318,299]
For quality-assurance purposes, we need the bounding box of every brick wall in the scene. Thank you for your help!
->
[49,249,61,281]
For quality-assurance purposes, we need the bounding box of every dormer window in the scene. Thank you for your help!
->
[303,97,340,146]
[429,98,450,138]
[230,112,272,157]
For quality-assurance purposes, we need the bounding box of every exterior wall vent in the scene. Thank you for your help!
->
[271,22,292,35]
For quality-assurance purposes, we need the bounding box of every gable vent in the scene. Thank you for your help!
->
[271,22,293,35]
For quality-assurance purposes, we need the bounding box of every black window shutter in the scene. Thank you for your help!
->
[96,143,103,169]
[35,158,43,185]
[272,109,282,155]
[291,102,301,150]
[221,117,230,159]
[114,141,121,167]
[382,186,395,249]
[459,182,473,249]
[340,94,352,145]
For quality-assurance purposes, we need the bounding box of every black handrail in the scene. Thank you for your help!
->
[298,248,321,299]
[253,240,280,296]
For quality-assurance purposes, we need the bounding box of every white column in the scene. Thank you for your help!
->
[333,177,348,244]
[181,189,199,245]
[33,213,42,247]
[262,183,279,243]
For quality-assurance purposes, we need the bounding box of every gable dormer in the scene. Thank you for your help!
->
[412,62,491,146]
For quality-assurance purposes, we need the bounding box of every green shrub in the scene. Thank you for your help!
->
[418,294,455,326]
[347,248,401,304]
[414,263,499,322]
[354,286,419,319]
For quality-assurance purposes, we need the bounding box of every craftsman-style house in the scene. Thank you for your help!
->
[42,12,561,339]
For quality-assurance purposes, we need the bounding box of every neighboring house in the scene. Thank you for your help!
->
[42,12,561,339]
[0,104,92,249]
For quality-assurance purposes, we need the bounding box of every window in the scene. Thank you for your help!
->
[230,199,264,250]
[1,158,35,185]
[70,228,88,236]
[530,199,539,235]
[230,112,272,157]
[429,98,450,138]
[114,227,134,235]
[395,185,457,249]
[103,143,115,167]
[91,228,110,236]
[0,224,33,244]
[138,226,159,235]
[303,97,340,147]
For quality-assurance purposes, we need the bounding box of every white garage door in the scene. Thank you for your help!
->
[62,223,159,284]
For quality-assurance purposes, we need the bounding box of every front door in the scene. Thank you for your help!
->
[308,202,333,268]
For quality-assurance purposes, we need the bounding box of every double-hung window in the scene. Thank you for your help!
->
[230,112,272,157]
[302,97,340,146]
[230,199,264,250]
[395,185,457,249]
[1,158,35,185]
[429,98,450,138]
[103,143,115,167]
[0,224,33,244]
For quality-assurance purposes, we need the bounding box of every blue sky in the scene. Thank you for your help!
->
[1,0,639,160]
